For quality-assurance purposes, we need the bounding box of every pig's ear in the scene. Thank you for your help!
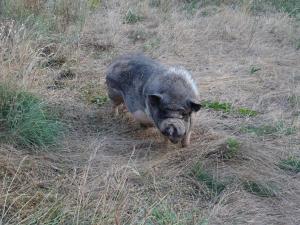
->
[188,99,202,112]
[148,94,163,106]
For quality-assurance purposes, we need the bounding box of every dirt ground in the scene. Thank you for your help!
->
[1,1,300,224]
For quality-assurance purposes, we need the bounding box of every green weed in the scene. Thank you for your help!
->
[267,0,300,16]
[0,84,64,149]
[278,157,300,173]
[144,38,161,51]
[191,163,226,196]
[148,206,178,225]
[242,180,277,197]
[149,0,161,7]
[224,138,240,159]
[202,100,258,117]
[90,95,109,106]
[241,122,296,136]
[81,84,108,106]
[296,39,300,50]
[146,204,202,225]
[288,95,300,108]
[237,108,258,117]
[0,0,88,34]
[125,9,143,24]
[250,66,261,74]
[88,0,101,10]
[151,0,300,17]
[202,101,232,113]
[183,0,200,15]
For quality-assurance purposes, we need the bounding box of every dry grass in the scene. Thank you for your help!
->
[1,0,300,224]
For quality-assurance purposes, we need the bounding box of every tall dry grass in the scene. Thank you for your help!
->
[0,0,300,224]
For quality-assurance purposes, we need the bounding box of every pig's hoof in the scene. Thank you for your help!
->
[113,106,119,117]
[181,132,191,148]
[163,136,169,146]
[181,141,189,148]
[181,138,190,148]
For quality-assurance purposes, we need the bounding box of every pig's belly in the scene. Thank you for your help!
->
[132,110,154,126]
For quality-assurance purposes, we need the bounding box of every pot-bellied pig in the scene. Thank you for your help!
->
[106,53,201,147]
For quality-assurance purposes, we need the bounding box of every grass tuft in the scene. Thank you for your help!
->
[241,122,296,137]
[278,157,300,173]
[124,9,143,24]
[88,0,101,10]
[202,101,232,113]
[149,205,178,225]
[191,163,226,196]
[250,65,261,74]
[0,0,88,34]
[183,0,200,15]
[90,95,109,106]
[237,108,258,117]
[0,84,64,149]
[242,180,277,197]
[224,138,240,159]
[81,84,109,106]
[202,100,258,117]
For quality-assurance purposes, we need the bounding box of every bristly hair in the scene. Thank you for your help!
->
[167,66,199,96]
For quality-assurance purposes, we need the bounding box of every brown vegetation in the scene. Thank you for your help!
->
[0,0,300,224]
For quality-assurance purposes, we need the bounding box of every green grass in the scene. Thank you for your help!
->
[202,100,258,117]
[242,180,277,197]
[0,0,88,35]
[183,0,201,15]
[191,163,226,196]
[237,108,258,117]
[180,0,300,17]
[148,205,178,225]
[296,39,300,50]
[241,122,296,137]
[278,157,300,173]
[266,0,300,16]
[0,84,64,149]
[224,138,240,159]
[250,66,261,74]
[144,38,161,52]
[80,84,109,106]
[90,95,109,106]
[146,204,205,225]
[202,101,232,113]
[88,0,101,10]
[124,9,143,24]
[288,95,300,108]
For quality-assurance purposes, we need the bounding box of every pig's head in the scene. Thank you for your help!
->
[144,66,201,143]
[146,93,201,144]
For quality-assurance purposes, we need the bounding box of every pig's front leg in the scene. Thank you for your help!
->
[112,104,119,117]
[181,131,191,147]
[181,115,194,147]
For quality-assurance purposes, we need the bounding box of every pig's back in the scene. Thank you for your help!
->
[106,53,166,112]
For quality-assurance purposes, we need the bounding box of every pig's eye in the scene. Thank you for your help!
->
[179,110,189,117]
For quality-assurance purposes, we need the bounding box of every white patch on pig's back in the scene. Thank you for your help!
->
[167,67,199,95]
[133,110,153,125]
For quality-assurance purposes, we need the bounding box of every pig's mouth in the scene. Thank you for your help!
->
[161,132,183,144]
[169,138,181,144]
[159,118,186,144]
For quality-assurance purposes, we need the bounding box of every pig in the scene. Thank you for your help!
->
[105,53,201,147]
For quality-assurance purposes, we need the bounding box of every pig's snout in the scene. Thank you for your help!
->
[160,119,186,144]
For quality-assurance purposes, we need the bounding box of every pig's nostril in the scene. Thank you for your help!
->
[162,130,168,136]
[168,126,175,135]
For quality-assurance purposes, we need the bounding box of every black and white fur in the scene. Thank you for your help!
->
[106,53,201,147]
